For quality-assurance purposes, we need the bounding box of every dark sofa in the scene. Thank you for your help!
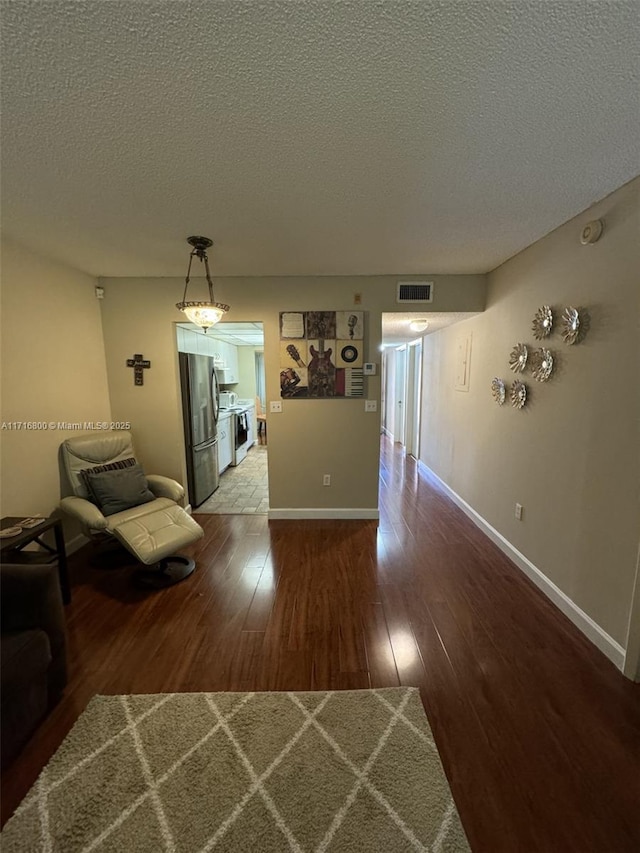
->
[1,563,67,769]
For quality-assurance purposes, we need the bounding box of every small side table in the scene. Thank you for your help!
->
[0,517,70,604]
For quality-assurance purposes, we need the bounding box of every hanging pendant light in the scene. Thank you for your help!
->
[176,236,229,332]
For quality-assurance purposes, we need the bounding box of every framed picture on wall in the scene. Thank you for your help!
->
[279,311,365,398]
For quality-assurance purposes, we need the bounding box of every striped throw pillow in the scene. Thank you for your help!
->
[80,457,137,503]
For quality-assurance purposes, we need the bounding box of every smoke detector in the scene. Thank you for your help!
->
[580,219,603,245]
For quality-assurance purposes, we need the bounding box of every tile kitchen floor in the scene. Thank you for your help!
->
[198,444,269,514]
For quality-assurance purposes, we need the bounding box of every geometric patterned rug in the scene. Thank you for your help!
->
[1,688,470,852]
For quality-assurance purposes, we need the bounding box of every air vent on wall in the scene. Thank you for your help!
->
[397,281,433,303]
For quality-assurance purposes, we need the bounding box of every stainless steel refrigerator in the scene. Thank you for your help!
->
[179,352,220,507]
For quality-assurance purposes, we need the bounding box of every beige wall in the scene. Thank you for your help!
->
[98,274,485,511]
[234,346,261,402]
[419,178,640,646]
[0,238,112,525]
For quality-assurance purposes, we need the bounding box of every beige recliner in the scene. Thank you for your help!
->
[60,431,203,588]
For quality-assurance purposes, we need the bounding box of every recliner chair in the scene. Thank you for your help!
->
[60,431,203,588]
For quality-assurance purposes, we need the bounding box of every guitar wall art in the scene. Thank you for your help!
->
[279,311,365,398]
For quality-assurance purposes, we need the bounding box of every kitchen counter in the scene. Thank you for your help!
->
[219,401,254,415]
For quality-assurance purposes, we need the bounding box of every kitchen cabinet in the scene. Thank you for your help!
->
[177,330,239,384]
[210,338,225,367]
[217,413,234,474]
[211,338,239,384]
[178,327,199,355]
[196,332,211,356]
[225,343,239,383]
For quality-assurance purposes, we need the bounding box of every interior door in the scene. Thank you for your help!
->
[395,346,407,445]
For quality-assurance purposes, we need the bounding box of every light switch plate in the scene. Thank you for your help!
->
[363,362,377,375]
[365,400,378,412]
[270,400,283,413]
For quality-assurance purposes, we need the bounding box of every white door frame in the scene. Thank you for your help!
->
[394,346,407,445]
[381,350,388,435]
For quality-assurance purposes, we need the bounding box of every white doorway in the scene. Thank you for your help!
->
[380,312,432,469]
[176,321,269,515]
[381,341,421,453]
[394,346,407,445]
[381,345,407,445]
[380,311,482,469]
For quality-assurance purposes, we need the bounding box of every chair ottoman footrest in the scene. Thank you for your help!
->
[111,505,203,565]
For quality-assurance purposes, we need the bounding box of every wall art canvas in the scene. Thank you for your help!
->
[336,311,364,340]
[280,312,306,339]
[279,311,364,398]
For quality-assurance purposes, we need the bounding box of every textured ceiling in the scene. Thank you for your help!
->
[382,312,480,346]
[2,1,638,278]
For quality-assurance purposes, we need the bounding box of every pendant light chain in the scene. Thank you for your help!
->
[176,236,229,332]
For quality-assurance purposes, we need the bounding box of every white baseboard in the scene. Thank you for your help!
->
[418,461,625,671]
[268,508,379,520]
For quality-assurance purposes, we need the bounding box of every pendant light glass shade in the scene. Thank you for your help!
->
[176,236,229,332]
[179,303,228,329]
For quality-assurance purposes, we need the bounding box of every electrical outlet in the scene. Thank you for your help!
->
[354,293,362,305]
[365,399,378,412]
[269,401,283,413]
[515,503,523,520]
[323,474,331,486]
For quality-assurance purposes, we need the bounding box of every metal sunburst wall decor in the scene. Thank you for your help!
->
[532,305,553,340]
[531,348,554,382]
[491,377,506,405]
[561,306,581,344]
[509,343,528,373]
[510,380,527,409]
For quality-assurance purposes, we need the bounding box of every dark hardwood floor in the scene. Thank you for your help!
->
[2,438,640,850]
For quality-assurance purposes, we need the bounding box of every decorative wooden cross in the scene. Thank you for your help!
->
[126,354,151,386]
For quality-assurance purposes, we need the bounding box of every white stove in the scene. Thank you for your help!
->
[219,402,254,466]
